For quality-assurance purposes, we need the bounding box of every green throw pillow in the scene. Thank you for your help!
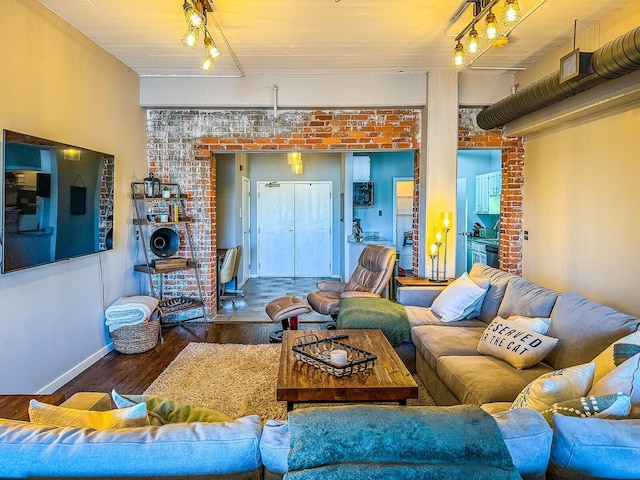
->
[111,390,231,425]
[541,393,630,426]
[614,343,640,366]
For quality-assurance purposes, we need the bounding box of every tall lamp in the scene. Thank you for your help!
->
[428,211,452,282]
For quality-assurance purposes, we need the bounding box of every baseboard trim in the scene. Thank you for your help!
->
[38,343,115,394]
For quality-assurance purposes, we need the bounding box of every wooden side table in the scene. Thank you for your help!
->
[0,394,66,421]
[394,276,452,288]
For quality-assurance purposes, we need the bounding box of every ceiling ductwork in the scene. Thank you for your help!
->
[476,25,640,130]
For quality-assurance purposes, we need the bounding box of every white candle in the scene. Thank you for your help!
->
[330,349,348,366]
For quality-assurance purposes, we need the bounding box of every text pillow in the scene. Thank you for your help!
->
[431,272,488,323]
[29,400,149,430]
[477,319,558,369]
[511,362,596,411]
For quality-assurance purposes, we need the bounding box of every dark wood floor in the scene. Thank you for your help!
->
[54,321,324,398]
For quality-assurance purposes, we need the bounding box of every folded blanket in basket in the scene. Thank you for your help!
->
[105,295,159,333]
[285,405,521,480]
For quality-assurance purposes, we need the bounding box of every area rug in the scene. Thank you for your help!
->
[145,342,435,422]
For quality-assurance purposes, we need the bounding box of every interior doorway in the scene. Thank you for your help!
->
[456,149,502,276]
[257,181,332,277]
[393,178,414,275]
[241,176,251,282]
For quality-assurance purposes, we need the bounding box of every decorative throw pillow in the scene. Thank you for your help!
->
[477,319,558,369]
[613,344,640,367]
[540,393,630,426]
[28,399,149,430]
[589,353,640,418]
[511,362,596,411]
[111,390,232,425]
[591,331,640,384]
[464,276,491,319]
[430,272,488,323]
[507,315,552,335]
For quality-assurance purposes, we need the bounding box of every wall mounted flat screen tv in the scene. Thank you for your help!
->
[1,130,114,273]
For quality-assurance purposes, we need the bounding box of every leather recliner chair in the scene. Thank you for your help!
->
[307,244,396,319]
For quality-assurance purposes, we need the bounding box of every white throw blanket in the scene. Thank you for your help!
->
[105,295,159,333]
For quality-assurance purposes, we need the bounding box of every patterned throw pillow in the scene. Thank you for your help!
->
[613,343,640,366]
[477,319,558,369]
[541,393,630,426]
[511,362,596,411]
[591,331,640,384]
[28,399,149,430]
[589,353,640,418]
[111,390,232,425]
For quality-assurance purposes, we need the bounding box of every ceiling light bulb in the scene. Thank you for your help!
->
[484,12,500,41]
[200,54,217,72]
[466,28,480,55]
[501,0,522,27]
[453,42,465,67]
[182,27,199,49]
[203,30,221,59]
[183,0,205,28]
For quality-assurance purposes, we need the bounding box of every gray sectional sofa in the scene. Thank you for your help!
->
[397,263,640,409]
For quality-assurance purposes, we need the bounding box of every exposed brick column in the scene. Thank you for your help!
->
[458,108,524,275]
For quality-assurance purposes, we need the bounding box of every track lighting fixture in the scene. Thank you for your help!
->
[180,0,222,72]
[450,0,528,67]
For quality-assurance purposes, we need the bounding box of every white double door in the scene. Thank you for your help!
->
[257,181,332,277]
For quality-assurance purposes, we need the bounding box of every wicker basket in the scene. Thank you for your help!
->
[111,316,160,354]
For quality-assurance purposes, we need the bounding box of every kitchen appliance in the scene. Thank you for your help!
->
[485,244,499,268]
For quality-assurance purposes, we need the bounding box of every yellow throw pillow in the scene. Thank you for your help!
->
[477,319,558,369]
[28,399,149,430]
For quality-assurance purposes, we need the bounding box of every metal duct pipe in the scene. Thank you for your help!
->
[476,25,640,130]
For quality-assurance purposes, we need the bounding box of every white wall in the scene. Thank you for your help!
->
[0,1,147,393]
[512,1,640,317]
[140,73,513,109]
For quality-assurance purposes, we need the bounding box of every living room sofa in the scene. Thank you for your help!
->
[396,263,640,409]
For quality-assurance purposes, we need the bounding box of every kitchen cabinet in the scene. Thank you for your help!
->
[475,171,501,214]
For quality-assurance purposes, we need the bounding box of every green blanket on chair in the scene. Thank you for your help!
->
[285,405,521,480]
[336,297,410,347]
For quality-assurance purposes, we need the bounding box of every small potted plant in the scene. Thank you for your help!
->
[162,185,171,198]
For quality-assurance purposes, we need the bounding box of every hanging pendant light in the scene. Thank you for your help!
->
[200,54,218,72]
[183,0,205,28]
[203,30,221,59]
[501,0,522,27]
[453,41,466,67]
[483,11,500,41]
[182,27,200,49]
[466,26,480,55]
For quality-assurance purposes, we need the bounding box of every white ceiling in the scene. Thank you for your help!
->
[36,0,633,77]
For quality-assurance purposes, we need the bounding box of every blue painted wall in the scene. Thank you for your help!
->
[353,151,413,241]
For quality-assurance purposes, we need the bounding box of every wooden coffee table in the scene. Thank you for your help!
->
[277,329,418,411]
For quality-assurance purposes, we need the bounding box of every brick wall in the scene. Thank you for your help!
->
[147,109,421,315]
[458,108,524,275]
[145,107,523,316]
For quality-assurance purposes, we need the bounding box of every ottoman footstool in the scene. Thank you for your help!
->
[266,296,312,343]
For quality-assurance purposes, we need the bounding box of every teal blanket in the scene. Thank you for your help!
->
[285,405,521,480]
[336,297,410,347]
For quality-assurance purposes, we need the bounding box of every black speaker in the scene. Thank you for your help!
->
[150,228,180,257]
